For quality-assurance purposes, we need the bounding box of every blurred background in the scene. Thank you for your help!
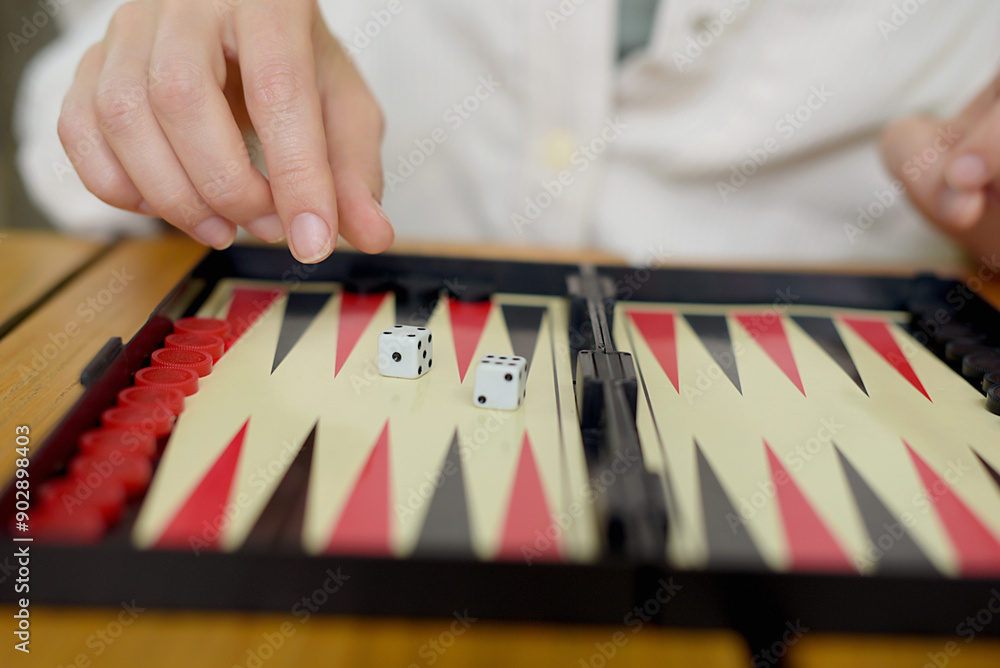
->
[1,0,55,231]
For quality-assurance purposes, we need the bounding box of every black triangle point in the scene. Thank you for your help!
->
[835,445,936,574]
[792,316,868,396]
[684,315,742,395]
[501,304,546,371]
[271,292,334,374]
[695,440,765,569]
[413,431,474,557]
[241,423,318,550]
[973,449,1000,493]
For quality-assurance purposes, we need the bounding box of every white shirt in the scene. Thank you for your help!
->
[16,0,1000,264]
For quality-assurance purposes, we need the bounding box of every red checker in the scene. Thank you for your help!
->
[102,404,173,438]
[39,476,126,525]
[80,428,156,459]
[135,366,199,396]
[152,347,213,377]
[28,503,106,544]
[70,453,152,499]
[174,317,231,339]
[117,385,184,417]
[165,333,225,362]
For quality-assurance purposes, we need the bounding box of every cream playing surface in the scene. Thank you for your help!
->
[132,280,598,563]
[130,279,1000,576]
[616,303,1000,577]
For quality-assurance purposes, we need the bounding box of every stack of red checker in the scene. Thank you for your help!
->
[28,318,230,544]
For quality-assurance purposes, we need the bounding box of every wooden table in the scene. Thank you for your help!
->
[2,230,1000,668]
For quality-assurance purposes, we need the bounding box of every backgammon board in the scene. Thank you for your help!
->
[4,247,1000,650]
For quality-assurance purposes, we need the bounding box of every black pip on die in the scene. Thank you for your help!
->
[378,325,433,378]
[473,355,527,410]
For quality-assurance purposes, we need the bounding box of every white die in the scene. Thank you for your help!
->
[378,325,433,378]
[473,355,527,410]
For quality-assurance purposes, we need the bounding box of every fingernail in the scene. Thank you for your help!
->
[193,216,237,249]
[245,214,285,243]
[374,200,391,225]
[947,154,987,189]
[138,200,155,216]
[289,212,332,262]
[938,188,982,229]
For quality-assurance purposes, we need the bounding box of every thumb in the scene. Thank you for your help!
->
[880,117,984,231]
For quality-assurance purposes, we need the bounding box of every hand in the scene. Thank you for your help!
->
[58,0,394,263]
[881,74,1000,261]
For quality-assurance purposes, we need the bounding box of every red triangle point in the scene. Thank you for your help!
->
[736,314,805,396]
[226,288,283,343]
[628,310,680,393]
[335,292,387,376]
[765,441,854,572]
[497,433,561,562]
[449,299,493,383]
[326,421,392,555]
[155,419,250,550]
[904,441,1000,575]
[842,317,930,401]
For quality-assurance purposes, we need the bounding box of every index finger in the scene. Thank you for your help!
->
[946,97,1000,193]
[236,1,337,263]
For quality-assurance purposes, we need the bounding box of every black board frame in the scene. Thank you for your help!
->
[3,245,1000,643]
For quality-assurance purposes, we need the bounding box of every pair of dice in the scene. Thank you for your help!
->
[377,326,527,410]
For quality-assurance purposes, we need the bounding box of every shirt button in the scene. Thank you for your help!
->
[542,129,578,171]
